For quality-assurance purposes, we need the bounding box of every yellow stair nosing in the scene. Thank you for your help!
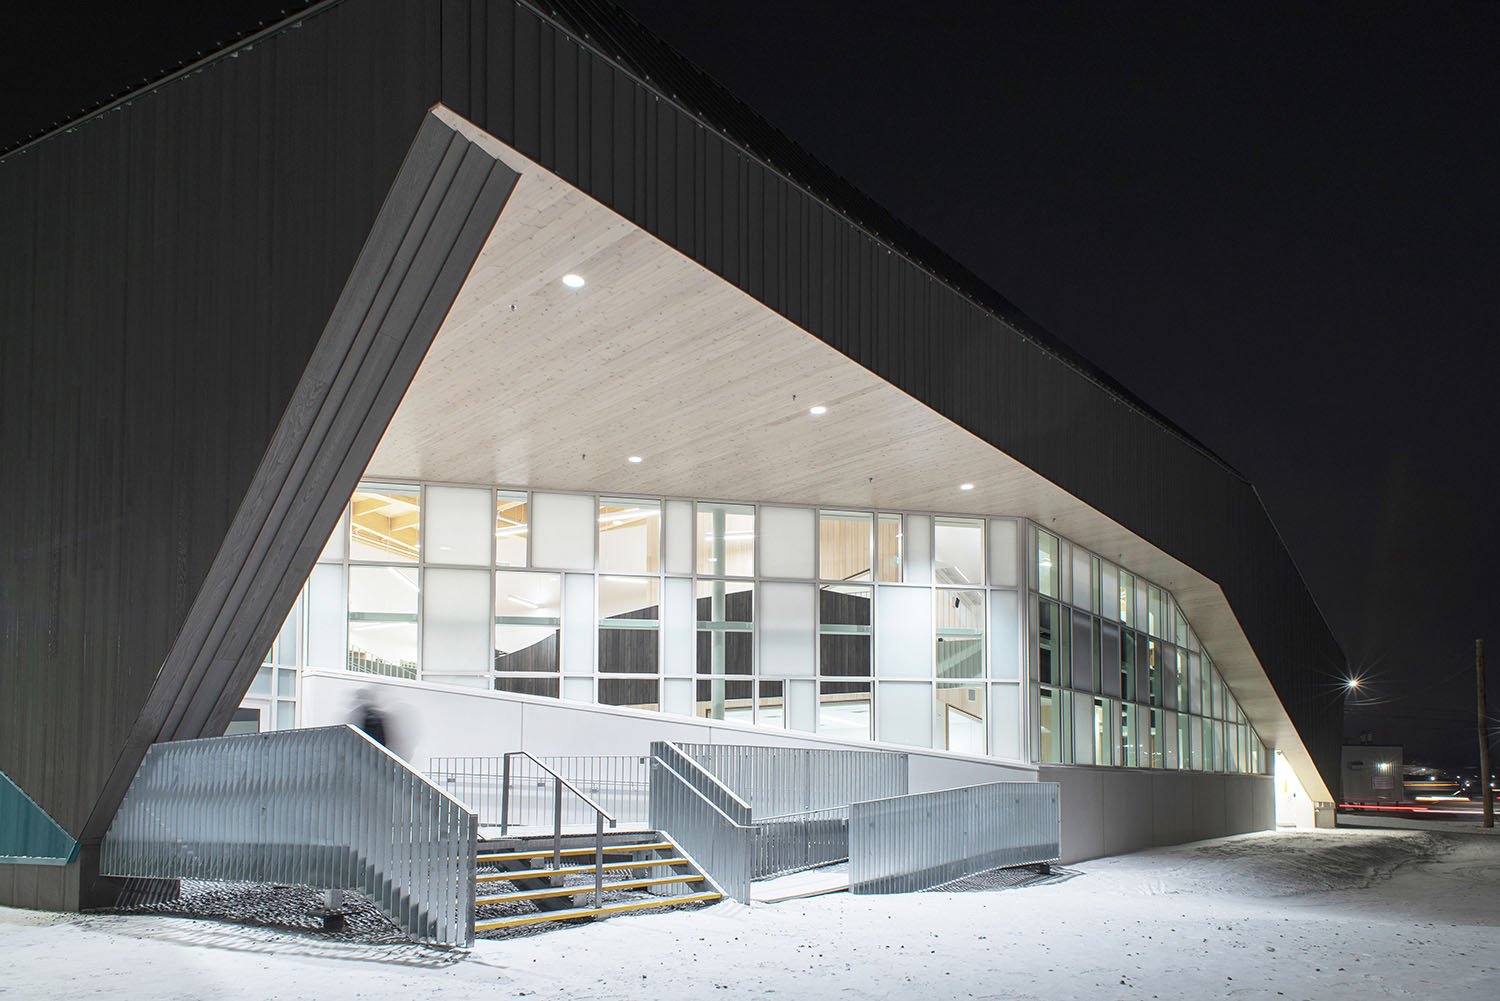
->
[476,842,674,863]
[474,892,723,932]
[475,857,691,883]
[475,874,705,905]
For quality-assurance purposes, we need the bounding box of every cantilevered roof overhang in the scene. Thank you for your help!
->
[367,123,1335,803]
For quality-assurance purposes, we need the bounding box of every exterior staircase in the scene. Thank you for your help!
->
[473,830,721,934]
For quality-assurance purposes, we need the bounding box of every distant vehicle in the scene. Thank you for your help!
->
[1403,764,1464,800]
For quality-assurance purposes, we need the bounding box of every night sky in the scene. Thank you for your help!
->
[4,2,1497,768]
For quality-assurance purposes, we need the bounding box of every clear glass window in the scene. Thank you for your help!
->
[1037,530,1060,598]
[495,491,529,567]
[598,498,661,574]
[877,514,903,583]
[696,580,754,690]
[697,503,755,577]
[819,584,872,678]
[819,680,872,739]
[599,677,659,711]
[350,484,420,563]
[934,517,984,586]
[936,589,984,679]
[1118,570,1134,626]
[819,510,873,582]
[938,683,985,754]
[493,571,561,673]
[347,565,419,678]
[697,678,752,721]
[598,576,660,674]
[1039,686,1064,763]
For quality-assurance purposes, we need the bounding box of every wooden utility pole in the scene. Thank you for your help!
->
[1479,639,1494,828]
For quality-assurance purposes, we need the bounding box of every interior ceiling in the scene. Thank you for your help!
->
[367,132,1332,802]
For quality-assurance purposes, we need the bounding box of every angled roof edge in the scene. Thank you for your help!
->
[1,0,1248,485]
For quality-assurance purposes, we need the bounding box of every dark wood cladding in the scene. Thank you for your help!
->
[1,0,1343,910]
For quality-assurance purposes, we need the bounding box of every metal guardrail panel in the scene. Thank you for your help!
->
[428,755,650,828]
[675,743,907,819]
[102,726,477,947]
[848,781,1060,894]
[648,742,752,902]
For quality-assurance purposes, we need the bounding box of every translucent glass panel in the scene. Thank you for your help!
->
[348,566,418,678]
[598,498,661,574]
[662,576,695,677]
[1147,585,1166,639]
[1036,530,1060,598]
[662,676,694,716]
[1070,546,1092,611]
[758,582,815,676]
[494,571,561,673]
[877,514,902,583]
[820,510,872,582]
[696,580,754,698]
[989,683,1023,760]
[759,505,815,579]
[875,586,930,679]
[1094,697,1117,766]
[939,683,985,754]
[787,678,817,732]
[936,589,984,680]
[658,499,691,576]
[495,491,529,567]
[425,485,492,566]
[561,573,594,675]
[530,492,594,570]
[1098,563,1119,623]
[350,484,420,563]
[306,563,346,670]
[903,514,932,585]
[698,503,755,577]
[876,682,932,747]
[598,576,660,673]
[988,589,1020,680]
[422,568,490,676]
[821,680,872,739]
[987,519,1018,587]
[934,517,983,586]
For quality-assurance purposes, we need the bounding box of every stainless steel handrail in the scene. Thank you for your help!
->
[647,755,754,902]
[499,751,618,908]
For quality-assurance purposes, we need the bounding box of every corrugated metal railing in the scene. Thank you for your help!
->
[102,725,477,947]
[848,781,1060,894]
[428,754,650,829]
[675,743,908,818]
[672,742,908,878]
[648,741,753,902]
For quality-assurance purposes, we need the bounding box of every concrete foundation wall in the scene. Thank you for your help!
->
[1041,764,1274,862]
[301,670,1038,792]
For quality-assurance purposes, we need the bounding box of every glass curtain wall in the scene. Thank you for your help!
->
[1029,526,1271,775]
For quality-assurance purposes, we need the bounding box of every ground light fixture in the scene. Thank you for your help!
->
[808,405,828,416]
[561,273,586,288]
[959,482,975,491]
[628,455,643,464]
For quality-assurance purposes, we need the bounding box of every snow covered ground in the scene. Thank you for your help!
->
[3,829,1497,1000]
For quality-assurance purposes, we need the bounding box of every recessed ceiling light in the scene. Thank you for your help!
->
[959,483,975,492]
[628,455,643,464]
[808,405,828,416]
[561,273,586,289]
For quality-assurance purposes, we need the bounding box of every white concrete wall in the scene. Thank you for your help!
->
[301,670,1037,791]
[1274,748,1318,828]
[1039,764,1274,863]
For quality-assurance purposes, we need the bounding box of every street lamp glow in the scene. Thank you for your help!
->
[1344,677,1361,691]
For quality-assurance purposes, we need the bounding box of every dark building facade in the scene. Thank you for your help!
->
[0,0,1343,911]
